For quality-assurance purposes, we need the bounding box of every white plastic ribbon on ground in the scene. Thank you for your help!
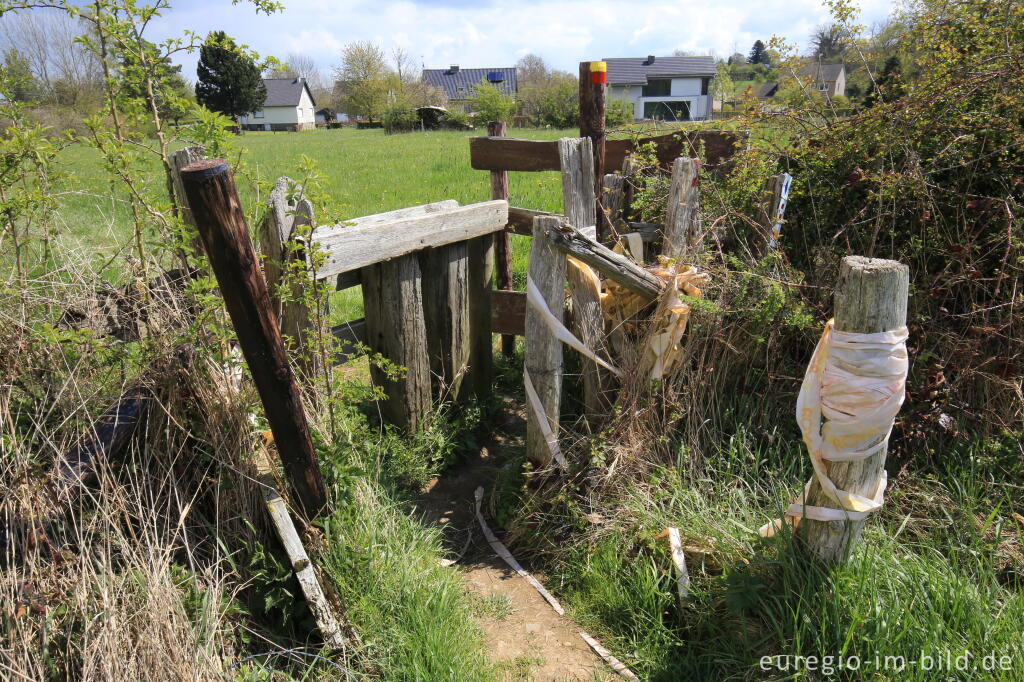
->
[760,319,909,537]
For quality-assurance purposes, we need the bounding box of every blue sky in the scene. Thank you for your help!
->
[155,0,898,79]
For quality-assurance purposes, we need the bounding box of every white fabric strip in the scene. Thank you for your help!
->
[523,368,568,470]
[667,528,690,601]
[526,275,622,377]
[579,631,639,680]
[761,320,908,537]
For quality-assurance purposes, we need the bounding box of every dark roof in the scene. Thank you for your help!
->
[262,78,316,107]
[421,67,517,100]
[602,56,716,85]
[756,82,779,98]
[797,63,845,82]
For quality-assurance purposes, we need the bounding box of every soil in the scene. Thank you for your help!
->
[415,403,612,681]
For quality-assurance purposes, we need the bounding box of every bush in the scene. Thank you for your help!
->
[605,97,634,127]
[469,79,516,125]
[382,106,417,134]
[441,109,471,130]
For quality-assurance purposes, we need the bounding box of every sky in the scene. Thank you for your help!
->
[155,0,898,80]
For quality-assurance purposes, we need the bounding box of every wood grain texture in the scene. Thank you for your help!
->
[578,62,606,240]
[488,121,516,359]
[491,289,525,335]
[469,130,747,173]
[545,225,662,301]
[662,157,701,260]
[420,242,471,402]
[559,137,606,421]
[362,255,432,431]
[169,145,206,259]
[313,200,506,279]
[525,216,566,465]
[181,159,327,519]
[601,174,626,235]
[508,206,562,236]
[803,256,909,564]
[757,172,787,252]
[467,234,495,399]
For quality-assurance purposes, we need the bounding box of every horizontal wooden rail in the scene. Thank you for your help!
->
[544,224,663,301]
[314,200,508,279]
[508,206,561,236]
[470,130,747,173]
[491,289,526,336]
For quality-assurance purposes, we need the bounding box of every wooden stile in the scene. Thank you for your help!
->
[525,216,566,466]
[180,159,328,519]
[420,242,471,401]
[489,121,516,359]
[545,226,663,302]
[802,256,909,564]
[491,289,526,336]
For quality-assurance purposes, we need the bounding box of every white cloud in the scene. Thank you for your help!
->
[157,0,897,79]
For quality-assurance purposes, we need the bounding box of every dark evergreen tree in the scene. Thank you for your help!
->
[747,40,769,65]
[865,56,903,107]
[195,31,266,125]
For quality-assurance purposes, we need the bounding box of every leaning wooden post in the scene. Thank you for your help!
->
[180,159,328,519]
[488,120,515,359]
[802,256,909,564]
[525,216,566,466]
[579,61,608,242]
[662,157,701,260]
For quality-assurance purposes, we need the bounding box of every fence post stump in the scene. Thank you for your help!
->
[802,256,909,564]
[488,120,516,360]
[525,216,566,466]
[180,159,328,519]
[601,173,627,239]
[420,242,471,402]
[168,145,206,266]
[362,256,432,431]
[579,61,607,241]
[559,137,609,420]
[663,157,701,260]
[757,172,791,253]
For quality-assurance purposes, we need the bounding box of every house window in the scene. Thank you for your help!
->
[254,110,264,118]
[643,100,690,121]
[819,83,828,91]
[642,78,671,97]
[701,77,710,95]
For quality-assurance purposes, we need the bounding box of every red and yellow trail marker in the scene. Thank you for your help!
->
[590,61,607,84]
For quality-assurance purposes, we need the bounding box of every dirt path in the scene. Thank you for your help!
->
[416,406,611,681]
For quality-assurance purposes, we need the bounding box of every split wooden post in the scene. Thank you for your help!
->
[579,61,607,241]
[420,242,471,402]
[559,137,607,420]
[525,216,566,466]
[663,157,701,260]
[168,145,206,265]
[488,120,516,359]
[601,173,627,238]
[802,256,909,564]
[362,256,432,431]
[260,177,316,379]
[757,172,791,253]
[467,234,495,399]
[180,159,328,519]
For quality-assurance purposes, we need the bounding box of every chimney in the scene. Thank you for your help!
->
[646,55,656,65]
[449,64,459,74]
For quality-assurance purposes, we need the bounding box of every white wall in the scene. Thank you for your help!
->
[240,87,316,126]
[670,77,703,97]
[610,81,713,121]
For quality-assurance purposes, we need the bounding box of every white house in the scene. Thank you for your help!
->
[603,55,716,122]
[240,78,316,131]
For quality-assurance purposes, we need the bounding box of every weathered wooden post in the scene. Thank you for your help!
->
[757,172,792,252]
[420,242,471,401]
[525,216,566,466]
[180,159,328,519]
[663,157,701,260]
[559,137,607,420]
[579,61,607,241]
[801,256,909,563]
[488,120,516,360]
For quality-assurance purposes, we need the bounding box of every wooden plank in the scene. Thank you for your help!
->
[362,255,432,431]
[489,121,515,360]
[467,233,495,398]
[579,61,607,240]
[314,200,508,279]
[335,269,361,290]
[628,222,662,243]
[601,174,626,235]
[802,256,909,564]
[180,159,328,519]
[525,215,566,466]
[421,242,471,402]
[469,130,746,173]
[491,289,525,336]
[508,206,560,236]
[544,224,663,302]
[662,157,701,260]
[330,318,365,363]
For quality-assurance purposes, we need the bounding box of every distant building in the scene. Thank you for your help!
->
[421,65,517,111]
[239,78,316,131]
[603,55,716,122]
[797,63,846,97]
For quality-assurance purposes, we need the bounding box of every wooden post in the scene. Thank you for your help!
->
[420,242,471,402]
[488,120,515,360]
[601,173,626,238]
[559,137,607,420]
[180,159,328,519]
[802,256,909,564]
[467,234,495,399]
[662,157,701,260]
[579,61,607,242]
[757,172,791,253]
[525,216,566,466]
[260,177,315,379]
[362,256,432,431]
[169,145,206,266]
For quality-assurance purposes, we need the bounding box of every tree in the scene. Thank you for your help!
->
[2,48,41,102]
[727,52,746,65]
[469,79,516,124]
[747,40,769,65]
[195,31,266,125]
[864,55,904,106]
[333,41,390,121]
[119,38,193,126]
[516,53,550,89]
[811,24,849,61]
[712,60,733,108]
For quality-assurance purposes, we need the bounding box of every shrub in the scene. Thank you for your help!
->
[469,79,516,125]
[382,105,417,134]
